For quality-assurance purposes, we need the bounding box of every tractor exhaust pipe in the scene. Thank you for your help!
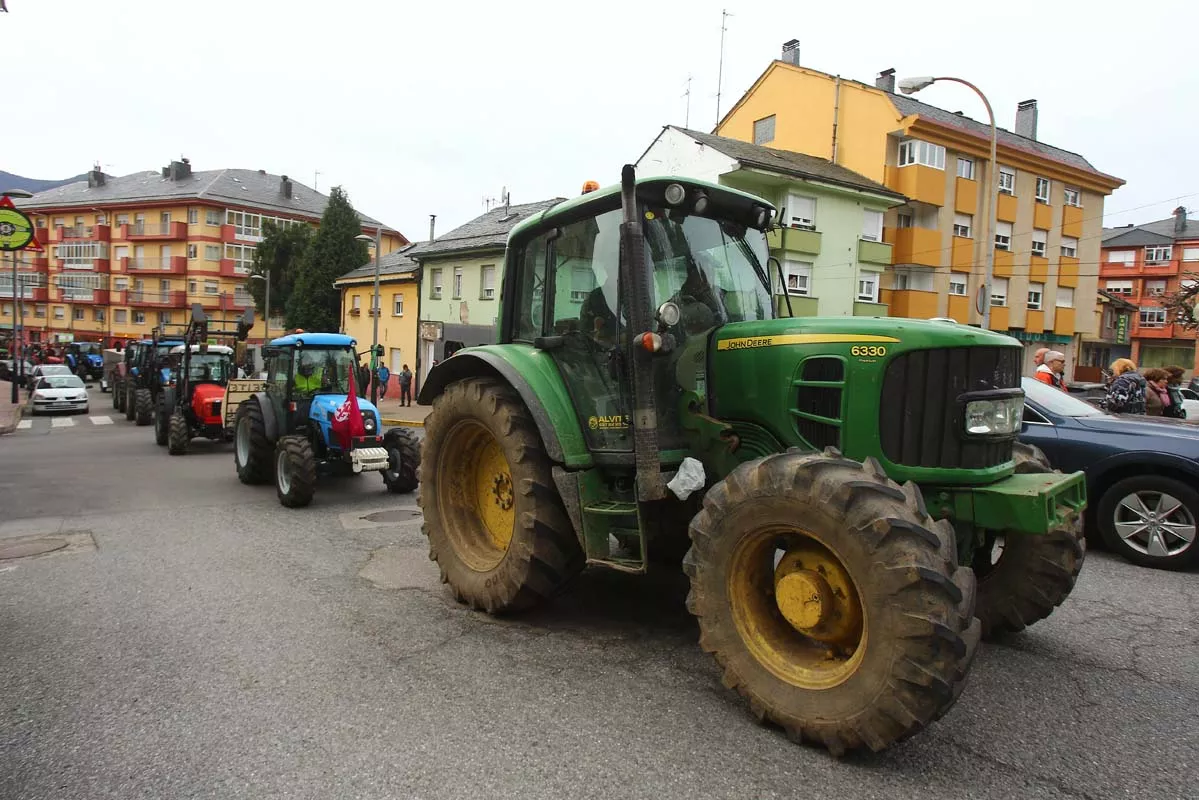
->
[619,164,665,502]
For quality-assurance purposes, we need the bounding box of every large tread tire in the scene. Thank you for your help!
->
[124,385,136,420]
[275,434,316,508]
[112,380,122,410]
[1096,474,1199,570]
[381,427,421,494]
[973,444,1085,639]
[134,388,152,425]
[684,449,979,756]
[154,403,169,446]
[420,377,584,614]
[234,399,273,485]
[168,409,190,456]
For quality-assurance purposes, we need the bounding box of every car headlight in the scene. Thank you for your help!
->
[964,396,1024,435]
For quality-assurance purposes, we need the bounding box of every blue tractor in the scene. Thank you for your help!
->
[231,332,421,507]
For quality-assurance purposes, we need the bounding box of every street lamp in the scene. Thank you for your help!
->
[3,188,34,404]
[249,273,270,343]
[899,75,998,331]
[355,228,382,406]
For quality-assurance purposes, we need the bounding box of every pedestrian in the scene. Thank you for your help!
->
[1106,358,1147,414]
[1160,365,1188,419]
[1034,350,1068,391]
[377,364,390,399]
[1033,347,1049,368]
[398,363,413,407]
[1143,368,1173,417]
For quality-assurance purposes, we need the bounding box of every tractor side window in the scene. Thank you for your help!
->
[266,350,291,391]
[512,234,551,342]
[551,209,623,342]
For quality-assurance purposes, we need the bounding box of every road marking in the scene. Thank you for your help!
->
[90,416,113,425]
[16,420,32,430]
[50,417,75,428]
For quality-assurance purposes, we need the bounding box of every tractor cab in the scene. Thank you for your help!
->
[167,343,234,428]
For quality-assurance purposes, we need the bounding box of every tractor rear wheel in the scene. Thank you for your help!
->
[168,409,190,455]
[381,427,420,494]
[124,385,136,420]
[420,377,584,614]
[234,399,273,485]
[135,388,152,426]
[112,380,122,410]
[684,450,979,756]
[275,434,316,508]
[154,403,169,446]
[973,441,1085,639]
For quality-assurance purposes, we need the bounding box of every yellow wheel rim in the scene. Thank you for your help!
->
[437,419,516,571]
[728,527,866,690]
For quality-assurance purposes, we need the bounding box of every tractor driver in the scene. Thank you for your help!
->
[293,354,325,396]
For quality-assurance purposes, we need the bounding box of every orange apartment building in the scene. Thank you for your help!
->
[1100,207,1199,372]
[714,45,1125,374]
[5,159,406,347]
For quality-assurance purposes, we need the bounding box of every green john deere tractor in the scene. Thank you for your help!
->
[416,166,1087,755]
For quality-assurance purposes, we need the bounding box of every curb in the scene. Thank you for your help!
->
[382,418,425,428]
[0,403,24,436]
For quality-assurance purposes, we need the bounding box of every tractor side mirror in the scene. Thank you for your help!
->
[374,344,384,358]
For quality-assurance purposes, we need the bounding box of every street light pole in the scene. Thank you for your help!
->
[3,188,35,403]
[899,76,998,330]
[355,229,383,407]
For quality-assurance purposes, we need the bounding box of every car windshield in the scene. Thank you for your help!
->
[1022,377,1106,417]
[294,347,358,398]
[38,365,72,375]
[38,375,85,390]
[187,354,230,383]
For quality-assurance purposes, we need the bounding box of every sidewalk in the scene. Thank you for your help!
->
[374,397,432,427]
[0,390,23,435]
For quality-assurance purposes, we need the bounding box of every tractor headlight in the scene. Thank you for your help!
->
[363,414,377,434]
[964,396,1024,436]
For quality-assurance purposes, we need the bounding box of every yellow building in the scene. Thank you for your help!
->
[335,245,421,392]
[716,50,1124,371]
[9,159,406,349]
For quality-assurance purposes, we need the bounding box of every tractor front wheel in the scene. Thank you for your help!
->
[135,388,152,426]
[381,427,420,494]
[420,377,584,614]
[972,441,1085,639]
[124,385,136,420]
[234,399,273,485]
[168,410,190,455]
[112,380,122,410]
[275,434,316,508]
[154,403,169,446]
[685,450,979,756]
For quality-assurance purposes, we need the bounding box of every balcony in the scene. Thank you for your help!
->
[857,238,892,266]
[120,289,186,307]
[187,293,223,310]
[219,258,251,279]
[56,258,111,274]
[220,291,254,311]
[950,237,974,273]
[885,165,945,207]
[1132,321,1178,340]
[947,294,970,322]
[220,224,238,243]
[1025,309,1045,334]
[1058,256,1080,288]
[996,192,1018,223]
[54,288,111,305]
[1033,202,1053,231]
[1029,255,1049,284]
[123,255,188,275]
[884,226,942,268]
[954,177,977,215]
[55,224,111,243]
[33,227,50,246]
[988,305,1011,331]
[120,221,188,241]
[0,275,50,302]
[992,248,1014,277]
[767,226,821,255]
[1053,307,1076,335]
[1062,205,1083,238]
[889,289,939,319]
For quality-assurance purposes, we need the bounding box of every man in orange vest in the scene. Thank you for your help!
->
[1034,350,1068,391]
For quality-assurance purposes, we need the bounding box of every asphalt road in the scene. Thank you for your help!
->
[0,386,1195,800]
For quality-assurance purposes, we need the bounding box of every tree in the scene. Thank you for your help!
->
[285,186,370,332]
[249,220,312,325]
[1164,272,1199,330]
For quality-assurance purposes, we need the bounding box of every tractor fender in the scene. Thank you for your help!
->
[416,347,590,467]
[248,391,280,441]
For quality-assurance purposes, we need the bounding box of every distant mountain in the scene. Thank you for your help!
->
[1,170,88,194]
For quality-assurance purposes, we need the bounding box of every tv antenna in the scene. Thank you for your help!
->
[715,9,732,126]
[314,169,321,190]
[683,75,693,128]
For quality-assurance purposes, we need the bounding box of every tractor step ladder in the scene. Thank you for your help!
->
[581,500,647,574]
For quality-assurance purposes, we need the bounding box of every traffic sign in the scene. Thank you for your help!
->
[0,195,34,251]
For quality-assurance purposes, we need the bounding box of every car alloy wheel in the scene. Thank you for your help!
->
[1112,489,1196,560]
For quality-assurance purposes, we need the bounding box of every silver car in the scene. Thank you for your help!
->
[30,374,90,415]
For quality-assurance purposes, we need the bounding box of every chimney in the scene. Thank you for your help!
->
[1175,206,1188,236]
[1015,99,1038,140]
[429,214,437,243]
[162,158,192,181]
[87,163,106,188]
[280,175,293,199]
[875,68,896,93]
[781,39,800,67]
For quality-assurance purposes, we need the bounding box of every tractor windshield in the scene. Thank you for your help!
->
[187,354,230,383]
[643,210,773,325]
[293,347,359,398]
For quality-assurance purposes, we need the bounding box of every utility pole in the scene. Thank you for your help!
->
[683,75,692,128]
[715,9,731,127]
[313,170,321,191]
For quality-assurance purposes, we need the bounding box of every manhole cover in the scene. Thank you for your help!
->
[0,537,69,560]
[361,510,423,524]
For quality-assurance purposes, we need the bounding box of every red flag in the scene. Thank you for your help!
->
[331,363,365,449]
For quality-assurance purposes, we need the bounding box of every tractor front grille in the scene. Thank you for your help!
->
[879,346,1019,469]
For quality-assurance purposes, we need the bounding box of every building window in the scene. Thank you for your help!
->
[1034,177,1051,204]
[1063,187,1081,207]
[133,311,146,325]
[72,307,85,321]
[782,260,812,296]
[480,265,496,299]
[1139,307,1167,327]
[753,115,776,145]
[188,279,197,294]
[1145,280,1167,297]
[1182,247,1199,262]
[1056,286,1074,309]
[956,158,975,180]
[205,280,218,295]
[393,293,404,316]
[188,208,199,224]
[114,309,127,323]
[896,213,913,229]
[895,270,934,291]
[1027,283,1044,310]
[187,244,198,259]
[994,221,1012,251]
[53,307,65,320]
[55,241,103,268]
[856,272,880,303]
[93,308,105,322]
[452,267,463,299]
[352,295,361,310]
[96,214,107,226]
[861,210,883,242]
[953,213,972,238]
[116,213,129,226]
[430,268,443,299]
[784,194,816,230]
[158,311,171,325]
[897,139,946,170]
[1106,249,1134,265]
[1031,229,1048,257]
[205,209,221,225]
[1061,237,1079,258]
[1145,246,1172,265]
[998,167,1016,195]
[990,278,1008,306]
[223,244,255,274]
[949,278,967,296]
[205,245,220,261]
[1105,280,1133,296]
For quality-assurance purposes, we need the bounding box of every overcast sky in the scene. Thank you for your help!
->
[4,0,1195,241]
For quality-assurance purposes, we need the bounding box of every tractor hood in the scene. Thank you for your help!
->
[309,394,381,425]
[711,316,1019,353]
[191,383,226,424]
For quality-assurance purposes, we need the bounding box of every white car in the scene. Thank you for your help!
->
[1179,387,1199,418]
[30,374,89,415]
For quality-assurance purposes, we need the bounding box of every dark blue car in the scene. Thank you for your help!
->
[1020,377,1199,570]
